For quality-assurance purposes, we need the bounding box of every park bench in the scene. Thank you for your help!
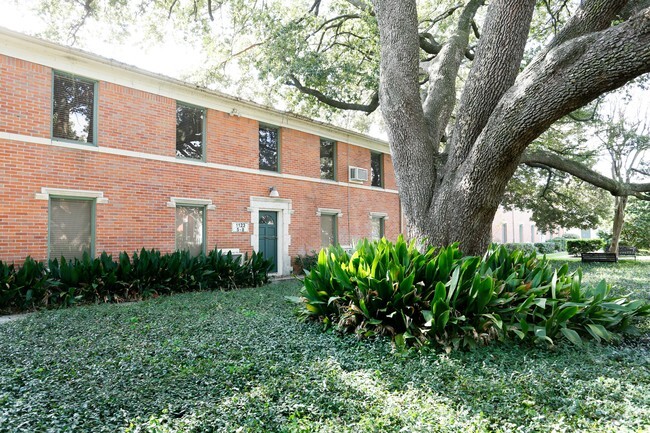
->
[618,246,638,260]
[581,252,618,263]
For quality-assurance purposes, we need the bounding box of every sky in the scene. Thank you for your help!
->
[0,0,203,78]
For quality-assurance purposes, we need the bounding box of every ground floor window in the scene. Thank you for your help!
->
[371,216,385,241]
[320,214,338,247]
[49,197,94,260]
[175,205,205,256]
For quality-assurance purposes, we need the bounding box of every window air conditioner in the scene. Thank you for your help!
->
[349,166,369,182]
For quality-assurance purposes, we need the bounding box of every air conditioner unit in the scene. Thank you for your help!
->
[349,166,369,182]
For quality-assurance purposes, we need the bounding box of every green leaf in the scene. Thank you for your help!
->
[560,328,583,347]
[586,324,612,342]
[422,310,433,327]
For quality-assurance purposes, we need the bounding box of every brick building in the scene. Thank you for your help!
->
[0,28,401,275]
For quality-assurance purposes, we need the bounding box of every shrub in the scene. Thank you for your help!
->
[550,237,567,251]
[294,251,319,275]
[0,248,272,313]
[292,236,649,350]
[534,242,557,254]
[501,243,536,254]
[566,239,605,256]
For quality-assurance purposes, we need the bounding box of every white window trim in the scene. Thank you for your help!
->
[369,212,389,220]
[35,187,109,204]
[167,197,216,210]
[316,208,343,217]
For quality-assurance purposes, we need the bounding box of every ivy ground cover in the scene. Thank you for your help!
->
[1,268,649,432]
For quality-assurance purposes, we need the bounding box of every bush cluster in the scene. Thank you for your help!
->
[534,242,558,254]
[566,239,605,256]
[294,251,319,275]
[0,248,271,312]
[500,243,537,254]
[293,237,649,350]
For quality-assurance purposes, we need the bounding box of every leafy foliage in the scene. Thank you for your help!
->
[294,251,320,275]
[620,198,650,249]
[1,279,649,432]
[566,239,605,256]
[294,237,649,350]
[501,243,536,254]
[0,248,271,313]
[535,242,559,254]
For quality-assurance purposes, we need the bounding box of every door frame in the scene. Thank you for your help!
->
[248,196,293,276]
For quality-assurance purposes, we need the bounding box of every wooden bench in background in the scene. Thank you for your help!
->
[581,252,618,263]
[618,246,638,260]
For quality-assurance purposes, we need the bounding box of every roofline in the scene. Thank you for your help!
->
[0,26,391,154]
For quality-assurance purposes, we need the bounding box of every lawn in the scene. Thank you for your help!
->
[1,262,649,432]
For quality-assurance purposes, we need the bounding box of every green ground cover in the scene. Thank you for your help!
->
[1,261,649,432]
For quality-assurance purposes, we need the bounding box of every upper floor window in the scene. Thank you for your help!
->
[259,125,279,171]
[176,102,205,160]
[371,152,383,187]
[320,139,336,180]
[52,72,96,144]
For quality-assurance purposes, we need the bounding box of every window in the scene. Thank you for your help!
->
[176,102,205,160]
[371,216,385,241]
[320,214,338,247]
[502,223,507,243]
[259,125,279,171]
[52,72,96,144]
[519,224,524,242]
[49,197,94,260]
[371,152,383,187]
[320,139,336,180]
[531,225,536,242]
[175,206,205,256]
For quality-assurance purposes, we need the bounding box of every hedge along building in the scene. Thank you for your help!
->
[0,28,400,275]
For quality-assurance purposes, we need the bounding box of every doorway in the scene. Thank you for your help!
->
[258,211,278,273]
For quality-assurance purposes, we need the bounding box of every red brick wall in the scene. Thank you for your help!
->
[98,82,175,155]
[0,55,51,138]
[0,53,401,265]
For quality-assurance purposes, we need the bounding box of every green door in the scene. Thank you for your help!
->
[259,211,278,273]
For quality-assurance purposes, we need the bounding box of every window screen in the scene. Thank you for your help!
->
[320,139,336,180]
[49,198,93,260]
[371,217,385,241]
[320,214,337,247]
[175,206,205,256]
[259,126,279,171]
[176,103,205,159]
[52,73,95,143]
[371,152,383,187]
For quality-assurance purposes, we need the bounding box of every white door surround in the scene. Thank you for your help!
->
[247,196,293,275]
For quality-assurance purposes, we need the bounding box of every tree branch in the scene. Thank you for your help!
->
[421,0,483,149]
[522,150,650,199]
[538,0,628,60]
[286,74,379,113]
[345,0,374,15]
[447,0,536,173]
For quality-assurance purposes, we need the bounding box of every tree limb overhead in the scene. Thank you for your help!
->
[286,74,379,113]
[522,150,650,199]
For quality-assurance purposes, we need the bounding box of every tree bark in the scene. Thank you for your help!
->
[609,196,628,254]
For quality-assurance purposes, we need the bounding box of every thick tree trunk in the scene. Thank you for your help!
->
[609,196,628,254]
